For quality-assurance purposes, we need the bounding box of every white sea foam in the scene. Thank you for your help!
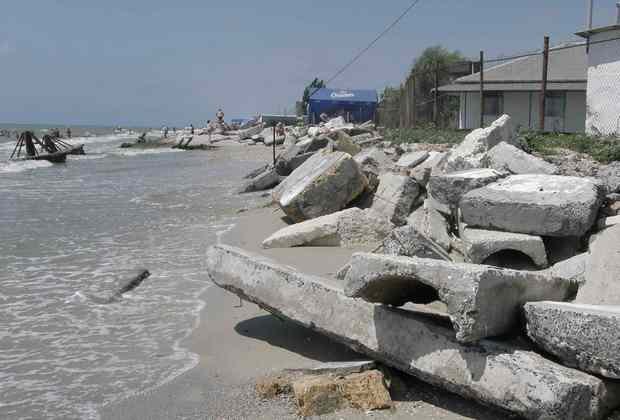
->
[113,148,184,157]
[0,159,54,173]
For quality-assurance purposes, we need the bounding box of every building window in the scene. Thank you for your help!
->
[483,92,503,116]
[545,92,565,118]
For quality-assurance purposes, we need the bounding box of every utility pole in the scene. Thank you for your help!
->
[479,51,484,128]
[539,36,550,132]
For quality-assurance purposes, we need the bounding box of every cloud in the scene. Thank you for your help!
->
[0,40,15,56]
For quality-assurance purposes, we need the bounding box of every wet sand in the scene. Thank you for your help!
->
[101,147,507,419]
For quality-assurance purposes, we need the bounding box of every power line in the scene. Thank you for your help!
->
[325,0,423,86]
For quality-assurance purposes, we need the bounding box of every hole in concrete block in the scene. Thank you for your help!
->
[361,276,440,307]
[482,250,537,271]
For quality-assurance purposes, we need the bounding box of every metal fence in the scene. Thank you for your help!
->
[377,34,620,132]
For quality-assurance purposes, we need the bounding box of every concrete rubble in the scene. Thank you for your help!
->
[207,245,620,420]
[461,174,603,237]
[343,252,574,343]
[525,301,620,380]
[262,207,393,249]
[460,226,548,268]
[222,113,620,419]
[272,151,368,222]
[428,168,505,207]
[369,173,419,226]
[484,141,559,175]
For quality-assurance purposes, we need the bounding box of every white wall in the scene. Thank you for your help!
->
[585,28,620,136]
[459,91,585,133]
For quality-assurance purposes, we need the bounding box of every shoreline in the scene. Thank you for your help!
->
[101,204,506,420]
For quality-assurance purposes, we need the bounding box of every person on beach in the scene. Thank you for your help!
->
[190,124,194,135]
[276,122,285,137]
[66,128,72,138]
[216,109,224,123]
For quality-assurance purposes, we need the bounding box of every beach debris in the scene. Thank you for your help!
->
[207,245,620,420]
[86,269,151,304]
[380,224,451,261]
[461,174,604,237]
[406,202,451,252]
[9,131,84,163]
[460,226,548,268]
[328,130,361,156]
[292,370,392,416]
[484,141,559,175]
[368,173,419,226]
[343,252,574,342]
[262,207,393,249]
[576,224,620,305]
[272,151,368,222]
[525,301,620,380]
[428,168,505,208]
[395,151,429,169]
[237,167,281,194]
[441,114,516,172]
[410,151,445,187]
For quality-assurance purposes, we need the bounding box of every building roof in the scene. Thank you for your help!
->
[309,88,378,104]
[576,24,620,37]
[438,43,587,93]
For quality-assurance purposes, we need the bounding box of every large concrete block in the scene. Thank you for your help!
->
[410,151,445,187]
[543,253,588,285]
[577,224,620,305]
[442,114,516,172]
[407,204,451,252]
[380,225,451,261]
[396,151,429,169]
[461,175,604,237]
[343,253,575,343]
[484,141,558,175]
[461,227,548,268]
[262,208,393,249]
[237,168,280,194]
[429,168,505,207]
[525,302,620,379]
[370,173,419,226]
[273,151,368,222]
[207,245,620,420]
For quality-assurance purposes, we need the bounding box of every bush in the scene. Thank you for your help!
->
[384,125,467,145]
[520,131,620,163]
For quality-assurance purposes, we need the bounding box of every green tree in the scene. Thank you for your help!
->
[302,78,325,110]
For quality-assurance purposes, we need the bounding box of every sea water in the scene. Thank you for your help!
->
[0,133,265,419]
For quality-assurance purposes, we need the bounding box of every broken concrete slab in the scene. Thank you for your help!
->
[237,168,280,194]
[484,141,558,175]
[262,207,393,249]
[410,151,445,187]
[442,114,517,172]
[370,173,420,226]
[577,224,620,305]
[207,245,620,420]
[461,227,548,268]
[353,147,391,169]
[273,151,368,222]
[293,370,392,416]
[396,151,429,169]
[407,204,452,252]
[461,175,604,237]
[542,253,588,285]
[344,252,574,343]
[380,225,451,261]
[329,131,362,156]
[429,168,505,207]
[525,301,620,379]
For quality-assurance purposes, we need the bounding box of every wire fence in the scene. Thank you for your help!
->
[377,34,620,132]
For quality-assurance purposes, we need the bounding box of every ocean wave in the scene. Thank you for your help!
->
[68,154,107,161]
[113,148,184,157]
[0,160,53,174]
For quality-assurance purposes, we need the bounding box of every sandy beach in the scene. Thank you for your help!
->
[101,185,508,420]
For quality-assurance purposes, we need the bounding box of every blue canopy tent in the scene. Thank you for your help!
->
[308,88,378,124]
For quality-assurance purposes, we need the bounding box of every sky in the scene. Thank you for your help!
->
[1,0,618,127]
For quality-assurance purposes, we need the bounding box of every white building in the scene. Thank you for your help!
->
[438,44,587,133]
[577,24,620,136]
